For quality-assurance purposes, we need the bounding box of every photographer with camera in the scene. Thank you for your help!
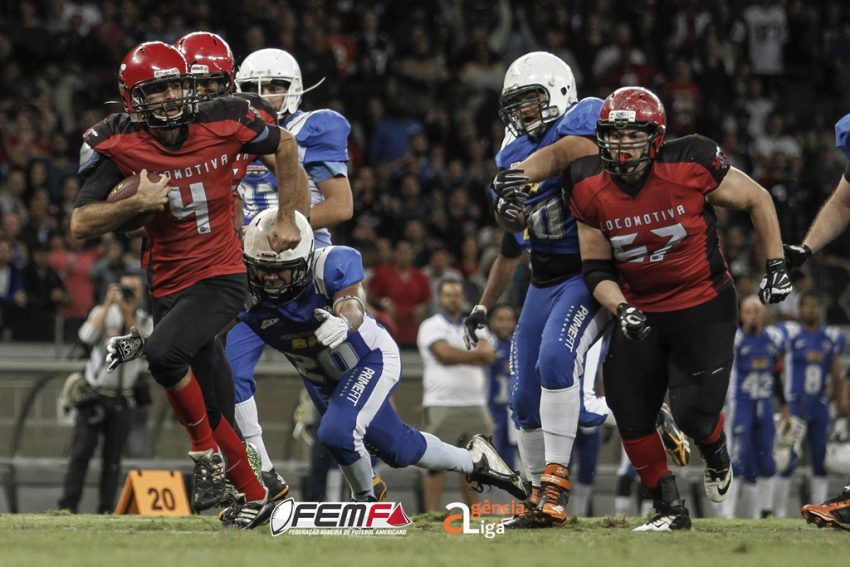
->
[58,271,153,514]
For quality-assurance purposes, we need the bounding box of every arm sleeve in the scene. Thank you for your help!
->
[685,135,731,194]
[301,111,351,164]
[315,247,365,298]
[75,155,125,208]
[306,161,348,182]
[241,124,280,155]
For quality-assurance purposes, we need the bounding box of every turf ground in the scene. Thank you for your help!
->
[0,512,844,567]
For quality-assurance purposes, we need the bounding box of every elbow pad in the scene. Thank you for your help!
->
[582,259,618,293]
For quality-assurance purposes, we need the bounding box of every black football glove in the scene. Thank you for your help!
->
[783,243,812,270]
[494,194,526,223]
[616,303,651,341]
[463,305,488,350]
[758,258,792,304]
[493,168,531,198]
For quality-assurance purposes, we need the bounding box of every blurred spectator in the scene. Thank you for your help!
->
[50,226,100,339]
[15,242,67,341]
[88,235,138,303]
[0,238,25,339]
[661,53,703,137]
[368,239,431,347]
[422,246,464,315]
[740,0,787,88]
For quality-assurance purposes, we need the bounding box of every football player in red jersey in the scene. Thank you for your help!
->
[70,42,305,529]
[564,86,792,531]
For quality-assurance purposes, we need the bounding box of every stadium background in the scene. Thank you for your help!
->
[0,0,849,516]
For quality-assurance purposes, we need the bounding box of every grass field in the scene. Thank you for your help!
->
[0,512,845,567]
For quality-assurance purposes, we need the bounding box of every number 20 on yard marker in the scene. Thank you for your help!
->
[114,470,192,516]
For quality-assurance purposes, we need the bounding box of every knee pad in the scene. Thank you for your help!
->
[316,419,360,466]
[144,339,188,388]
[538,343,576,390]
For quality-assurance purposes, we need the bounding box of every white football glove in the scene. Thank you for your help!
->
[105,326,145,373]
[313,307,351,349]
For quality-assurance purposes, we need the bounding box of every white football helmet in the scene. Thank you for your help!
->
[499,51,578,139]
[243,208,314,304]
[236,48,323,118]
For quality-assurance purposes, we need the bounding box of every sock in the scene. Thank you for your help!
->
[165,376,215,452]
[757,477,774,516]
[698,431,729,471]
[234,397,274,472]
[622,433,670,490]
[340,455,375,500]
[213,419,265,502]
[716,480,739,518]
[742,481,759,519]
[571,482,592,517]
[540,384,580,466]
[517,428,546,486]
[614,495,631,516]
[700,413,725,446]
[415,432,473,473]
[811,476,829,506]
[773,476,791,518]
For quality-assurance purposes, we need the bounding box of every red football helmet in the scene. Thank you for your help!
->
[118,41,196,128]
[175,31,235,101]
[596,86,667,176]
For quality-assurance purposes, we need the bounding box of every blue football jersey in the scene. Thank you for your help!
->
[495,97,603,255]
[836,112,850,161]
[777,322,847,402]
[730,326,784,403]
[240,246,386,385]
[237,109,351,247]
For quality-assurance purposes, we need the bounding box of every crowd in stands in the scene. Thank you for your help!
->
[2,0,850,345]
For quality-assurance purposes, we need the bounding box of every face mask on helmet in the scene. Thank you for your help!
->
[125,75,197,128]
[245,255,312,305]
[597,121,661,177]
[191,72,233,101]
[499,85,559,139]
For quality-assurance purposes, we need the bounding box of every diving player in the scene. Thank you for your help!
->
[228,207,528,511]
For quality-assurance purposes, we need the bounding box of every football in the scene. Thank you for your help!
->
[107,171,161,231]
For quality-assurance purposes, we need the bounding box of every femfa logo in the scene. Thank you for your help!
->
[270,498,411,536]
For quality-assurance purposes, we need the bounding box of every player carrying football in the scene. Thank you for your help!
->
[70,41,304,529]
[565,86,791,531]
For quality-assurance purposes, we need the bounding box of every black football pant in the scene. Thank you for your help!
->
[145,273,246,430]
[603,285,738,443]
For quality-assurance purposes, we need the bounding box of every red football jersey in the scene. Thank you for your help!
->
[566,135,733,313]
[83,96,270,297]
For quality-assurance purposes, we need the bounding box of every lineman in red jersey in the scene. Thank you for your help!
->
[70,42,303,529]
[564,87,792,531]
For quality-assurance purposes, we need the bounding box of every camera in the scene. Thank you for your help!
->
[120,285,136,302]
